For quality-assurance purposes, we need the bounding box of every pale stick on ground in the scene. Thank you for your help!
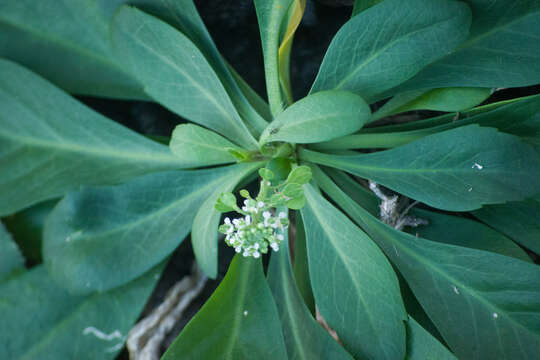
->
[127,264,208,360]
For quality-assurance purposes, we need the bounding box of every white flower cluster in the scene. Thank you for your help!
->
[219,200,288,258]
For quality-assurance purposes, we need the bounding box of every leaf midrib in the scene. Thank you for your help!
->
[0,16,131,79]
[354,199,540,344]
[224,261,251,359]
[71,164,259,242]
[306,194,389,359]
[117,18,255,147]
[276,243,311,359]
[305,150,535,176]
[333,11,465,91]
[1,131,181,165]
[457,10,540,52]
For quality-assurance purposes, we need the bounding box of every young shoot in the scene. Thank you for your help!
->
[215,165,312,258]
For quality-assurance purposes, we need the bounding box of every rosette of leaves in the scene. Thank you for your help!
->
[1,0,540,359]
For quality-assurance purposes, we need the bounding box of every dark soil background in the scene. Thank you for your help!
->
[66,0,539,357]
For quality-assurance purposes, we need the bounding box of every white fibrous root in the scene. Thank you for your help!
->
[219,199,288,258]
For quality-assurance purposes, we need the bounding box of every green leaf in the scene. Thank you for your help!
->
[311,0,471,102]
[286,195,306,210]
[301,185,406,360]
[254,0,293,115]
[111,6,257,149]
[0,264,162,359]
[373,87,492,121]
[228,62,272,124]
[219,193,238,209]
[0,59,184,216]
[301,125,540,211]
[43,163,258,294]
[391,1,540,94]
[286,165,312,185]
[260,90,370,144]
[324,166,531,262]
[283,183,304,198]
[266,158,293,185]
[267,232,355,360]
[314,169,540,360]
[2,199,57,264]
[473,199,540,254]
[319,93,540,150]
[259,168,275,180]
[352,0,382,16]
[0,222,24,280]
[324,168,380,216]
[162,256,288,360]
[0,0,145,99]
[192,163,262,279]
[169,124,241,167]
[292,213,315,314]
[406,316,456,360]
[410,208,532,262]
[367,94,540,134]
[126,0,269,136]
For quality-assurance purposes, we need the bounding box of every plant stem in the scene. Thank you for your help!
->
[309,130,434,150]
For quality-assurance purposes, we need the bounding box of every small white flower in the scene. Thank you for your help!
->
[254,243,260,250]
[270,243,279,251]
[253,251,261,258]
[244,199,249,206]
[257,201,265,208]
[235,246,242,253]
[278,212,287,218]
[233,219,240,226]
[245,215,251,225]
[263,211,271,219]
[241,206,248,211]
[276,234,284,241]
[243,251,249,257]
[224,217,231,225]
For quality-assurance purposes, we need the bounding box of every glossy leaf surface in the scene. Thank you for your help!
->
[406,316,456,360]
[169,124,240,167]
[373,88,492,120]
[301,125,540,211]
[268,234,354,360]
[393,0,540,93]
[410,209,532,262]
[0,264,162,359]
[254,0,292,115]
[260,90,370,144]
[473,199,540,254]
[0,0,144,98]
[111,6,257,149]
[326,167,532,262]
[162,256,288,360]
[314,169,540,360]
[352,0,382,16]
[301,185,406,360]
[0,59,183,216]
[311,0,471,102]
[44,163,259,294]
